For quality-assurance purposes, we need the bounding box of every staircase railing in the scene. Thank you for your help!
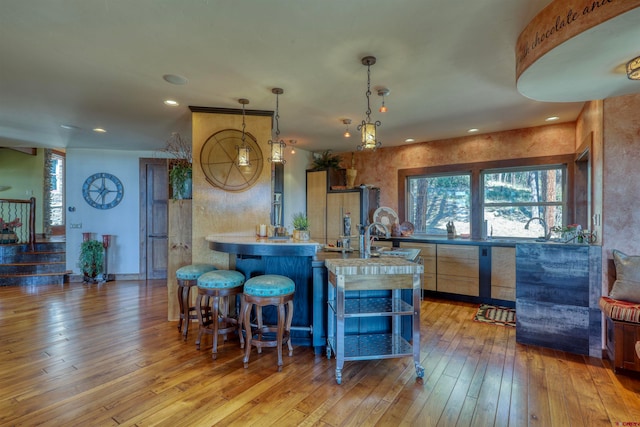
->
[0,197,36,251]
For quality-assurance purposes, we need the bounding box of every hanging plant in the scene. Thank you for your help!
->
[161,132,193,199]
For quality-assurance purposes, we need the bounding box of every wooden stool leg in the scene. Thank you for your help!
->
[211,295,220,359]
[195,292,205,350]
[181,285,192,340]
[237,294,244,349]
[286,300,294,357]
[177,283,185,332]
[277,302,285,371]
[242,297,252,368]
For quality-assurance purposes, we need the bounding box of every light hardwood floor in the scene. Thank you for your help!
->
[0,280,639,426]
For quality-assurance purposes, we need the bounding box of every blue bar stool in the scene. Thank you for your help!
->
[176,264,217,340]
[241,274,295,371]
[196,270,246,359]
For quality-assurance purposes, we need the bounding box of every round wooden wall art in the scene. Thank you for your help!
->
[199,129,263,192]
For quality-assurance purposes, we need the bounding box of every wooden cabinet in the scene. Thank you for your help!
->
[436,244,479,296]
[306,170,327,243]
[400,242,436,291]
[491,247,516,301]
[306,170,379,249]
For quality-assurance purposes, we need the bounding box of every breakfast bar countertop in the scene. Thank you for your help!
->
[206,235,321,257]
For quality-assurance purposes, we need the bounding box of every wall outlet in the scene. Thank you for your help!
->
[70,223,82,229]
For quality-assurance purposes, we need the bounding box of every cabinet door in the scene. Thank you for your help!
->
[326,192,360,248]
[491,247,516,301]
[307,170,327,244]
[401,242,436,291]
[436,244,479,296]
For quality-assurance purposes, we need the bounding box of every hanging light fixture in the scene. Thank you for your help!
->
[357,56,382,151]
[342,119,352,138]
[378,88,390,113]
[627,55,640,80]
[268,88,287,164]
[237,98,251,166]
[289,139,297,154]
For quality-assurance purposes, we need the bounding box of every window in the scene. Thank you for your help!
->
[482,166,566,239]
[407,173,471,235]
[398,155,574,239]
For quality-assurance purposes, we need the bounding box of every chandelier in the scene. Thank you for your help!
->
[357,56,382,151]
[268,88,287,163]
[236,98,251,166]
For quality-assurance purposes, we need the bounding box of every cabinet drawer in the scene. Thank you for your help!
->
[491,285,515,301]
[437,244,477,260]
[491,247,515,289]
[437,259,478,278]
[401,242,436,257]
[437,274,479,296]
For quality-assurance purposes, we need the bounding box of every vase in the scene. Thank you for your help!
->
[346,168,357,188]
[293,230,309,241]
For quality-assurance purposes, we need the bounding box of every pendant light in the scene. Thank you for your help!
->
[268,88,287,164]
[357,56,382,151]
[378,88,389,113]
[237,98,251,166]
[342,119,352,138]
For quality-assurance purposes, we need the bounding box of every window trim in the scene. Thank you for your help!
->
[398,154,575,240]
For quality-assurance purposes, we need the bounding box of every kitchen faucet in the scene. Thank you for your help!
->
[524,217,550,240]
[361,222,390,258]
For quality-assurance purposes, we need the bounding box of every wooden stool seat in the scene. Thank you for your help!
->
[196,270,245,359]
[241,274,295,371]
[176,264,217,340]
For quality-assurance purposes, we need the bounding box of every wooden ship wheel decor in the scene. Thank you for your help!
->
[199,128,263,192]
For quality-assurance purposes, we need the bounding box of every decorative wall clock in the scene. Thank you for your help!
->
[82,172,124,209]
[199,129,263,192]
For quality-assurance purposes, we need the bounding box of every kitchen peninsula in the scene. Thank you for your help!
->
[206,235,323,349]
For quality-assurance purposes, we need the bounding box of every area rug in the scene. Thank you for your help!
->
[473,304,516,327]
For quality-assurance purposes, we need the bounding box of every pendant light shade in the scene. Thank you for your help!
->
[237,98,251,166]
[268,88,287,164]
[357,56,382,151]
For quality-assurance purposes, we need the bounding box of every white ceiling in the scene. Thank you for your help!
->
[0,1,636,154]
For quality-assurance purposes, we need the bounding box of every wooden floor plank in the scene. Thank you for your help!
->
[0,282,638,427]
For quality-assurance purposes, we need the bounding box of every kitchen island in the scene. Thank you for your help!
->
[207,235,322,348]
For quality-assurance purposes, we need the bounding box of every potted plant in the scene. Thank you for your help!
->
[292,212,310,241]
[311,150,342,171]
[162,132,192,199]
[79,239,104,283]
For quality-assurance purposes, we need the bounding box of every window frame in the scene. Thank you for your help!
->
[398,154,575,239]
[406,171,472,236]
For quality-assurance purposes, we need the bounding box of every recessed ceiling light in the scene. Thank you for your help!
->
[162,74,188,85]
[405,138,415,143]
[164,99,179,106]
[545,116,559,122]
[60,124,79,130]
[93,128,107,133]
[467,128,479,133]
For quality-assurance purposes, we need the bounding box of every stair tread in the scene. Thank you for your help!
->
[0,271,72,277]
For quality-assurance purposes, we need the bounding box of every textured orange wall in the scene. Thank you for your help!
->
[602,93,640,288]
[338,123,576,214]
